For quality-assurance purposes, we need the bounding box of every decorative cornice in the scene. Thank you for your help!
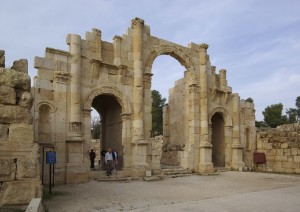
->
[90,58,102,65]
[46,47,70,56]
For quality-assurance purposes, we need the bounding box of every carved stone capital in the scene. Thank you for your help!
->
[220,69,227,75]
[118,65,128,71]
[143,73,153,83]
[131,17,145,29]
[92,28,101,35]
[113,35,122,41]
[211,66,216,73]
[121,113,131,121]
[199,43,209,51]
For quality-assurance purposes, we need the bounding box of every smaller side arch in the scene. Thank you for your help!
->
[37,102,55,143]
[36,101,56,113]
[209,107,232,126]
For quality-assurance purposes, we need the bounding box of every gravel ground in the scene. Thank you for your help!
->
[44,171,300,212]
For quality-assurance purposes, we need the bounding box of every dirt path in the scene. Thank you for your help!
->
[44,172,300,212]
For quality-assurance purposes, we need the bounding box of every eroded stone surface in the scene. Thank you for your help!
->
[0,85,16,105]
[0,52,41,206]
[0,50,5,67]
[0,180,41,205]
[0,123,9,141]
[0,68,31,91]
[8,124,34,143]
[11,59,28,74]
[18,91,33,109]
[0,159,16,181]
[0,105,32,124]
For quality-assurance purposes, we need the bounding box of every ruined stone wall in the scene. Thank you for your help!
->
[164,60,256,170]
[255,124,300,174]
[167,77,188,146]
[0,51,41,206]
[147,136,163,174]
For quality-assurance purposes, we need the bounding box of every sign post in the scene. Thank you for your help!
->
[46,151,56,194]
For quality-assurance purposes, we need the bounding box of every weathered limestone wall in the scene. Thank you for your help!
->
[255,124,300,174]
[160,143,184,166]
[0,51,41,206]
[33,17,256,178]
[167,77,188,146]
[164,61,256,171]
[147,136,163,174]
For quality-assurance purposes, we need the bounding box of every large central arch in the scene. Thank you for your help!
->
[145,45,194,72]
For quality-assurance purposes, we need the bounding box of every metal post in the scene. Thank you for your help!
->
[42,146,44,185]
[49,163,52,194]
[52,163,55,187]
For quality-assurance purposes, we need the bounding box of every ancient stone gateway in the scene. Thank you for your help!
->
[33,17,256,183]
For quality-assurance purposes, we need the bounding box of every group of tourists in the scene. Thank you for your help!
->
[89,147,119,176]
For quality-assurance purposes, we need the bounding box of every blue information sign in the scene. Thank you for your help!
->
[46,151,56,164]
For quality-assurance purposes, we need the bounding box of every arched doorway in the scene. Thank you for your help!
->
[211,113,225,167]
[92,94,123,169]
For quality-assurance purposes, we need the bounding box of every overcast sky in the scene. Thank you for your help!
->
[1,0,300,121]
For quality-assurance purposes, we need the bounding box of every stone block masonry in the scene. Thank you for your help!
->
[255,124,300,174]
[0,51,41,206]
[32,17,255,180]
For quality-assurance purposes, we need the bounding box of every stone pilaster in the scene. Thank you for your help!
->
[113,35,122,66]
[131,17,149,176]
[121,113,132,173]
[66,34,82,140]
[162,104,170,144]
[219,69,227,89]
[184,83,199,170]
[198,43,213,173]
[225,126,233,167]
[231,94,244,169]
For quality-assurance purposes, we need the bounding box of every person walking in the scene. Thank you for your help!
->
[105,148,113,176]
[112,148,119,171]
[89,149,96,170]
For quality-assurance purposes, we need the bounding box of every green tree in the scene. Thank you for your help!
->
[91,116,101,139]
[262,103,287,128]
[286,96,300,123]
[151,90,166,136]
[255,121,268,128]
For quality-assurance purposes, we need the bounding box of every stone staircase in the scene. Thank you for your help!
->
[214,167,230,173]
[161,165,193,178]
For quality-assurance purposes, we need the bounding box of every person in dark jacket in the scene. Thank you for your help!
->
[89,149,96,170]
[112,148,119,171]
